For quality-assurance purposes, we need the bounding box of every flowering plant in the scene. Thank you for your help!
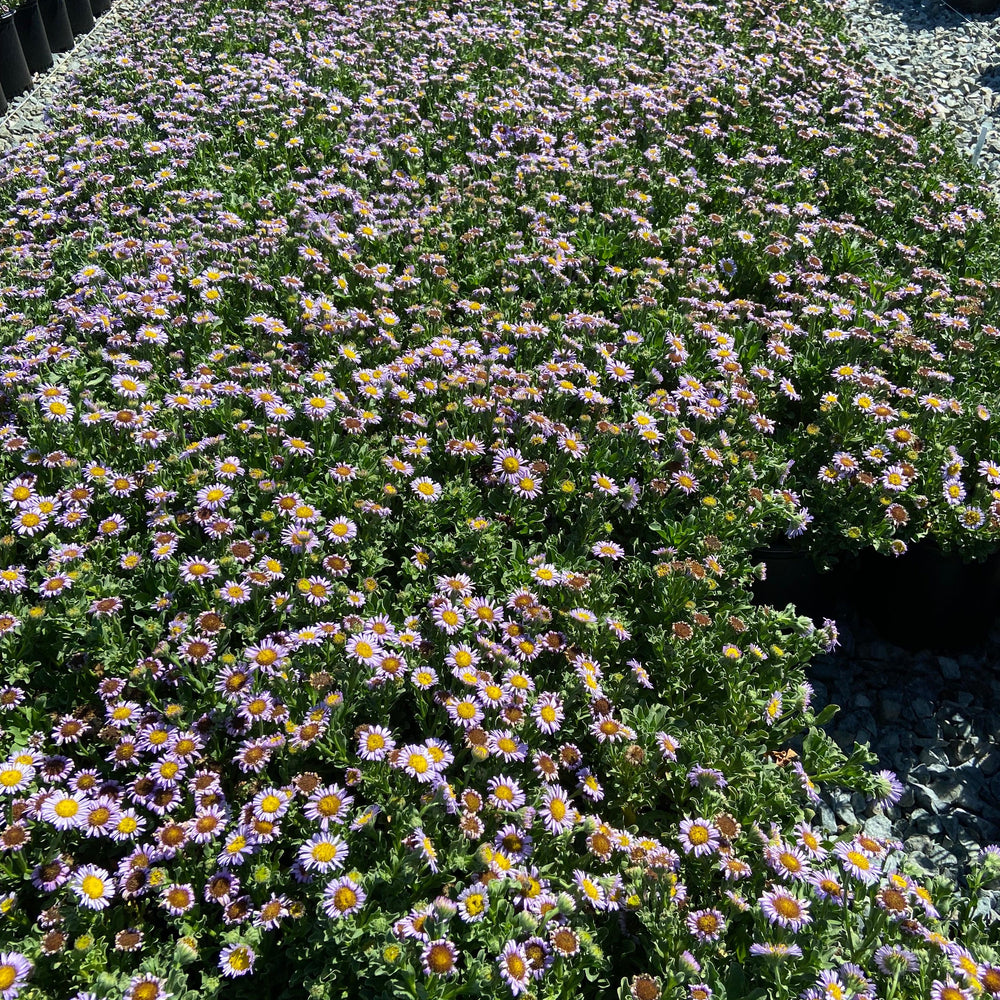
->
[0,0,996,997]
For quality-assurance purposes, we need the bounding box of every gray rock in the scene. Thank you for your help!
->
[919,744,949,767]
[819,801,839,835]
[948,740,979,767]
[980,748,1000,778]
[939,656,961,680]
[864,814,894,840]
[880,693,902,722]
[904,836,959,878]
[906,809,944,837]
[828,789,858,828]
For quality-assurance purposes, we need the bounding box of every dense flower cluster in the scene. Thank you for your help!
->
[0,0,997,997]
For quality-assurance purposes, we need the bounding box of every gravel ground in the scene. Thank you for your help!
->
[832,0,1000,178]
[806,599,1000,919]
[814,0,1000,922]
[0,0,148,155]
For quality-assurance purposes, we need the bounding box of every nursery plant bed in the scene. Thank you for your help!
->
[750,541,834,623]
[753,539,1000,652]
[0,13,33,100]
[14,0,54,75]
[851,541,1000,652]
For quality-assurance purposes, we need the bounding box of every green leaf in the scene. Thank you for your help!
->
[812,702,840,726]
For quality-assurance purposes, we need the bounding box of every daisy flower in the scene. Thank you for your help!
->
[447,697,483,728]
[456,884,490,923]
[0,762,33,796]
[252,787,291,822]
[410,477,442,501]
[218,944,256,978]
[326,517,358,543]
[870,769,904,811]
[422,940,459,977]
[531,693,564,735]
[686,908,726,943]
[123,975,169,1000]
[511,476,543,499]
[793,823,827,860]
[530,563,560,587]
[873,945,919,976]
[40,792,85,831]
[493,448,527,481]
[810,867,848,905]
[497,940,531,996]
[397,744,439,783]
[591,540,625,560]
[488,774,526,811]
[656,732,680,761]
[488,730,528,763]
[70,864,115,910]
[322,876,365,918]
[678,818,720,857]
[0,953,32,999]
[765,843,810,882]
[590,472,619,495]
[930,979,971,1000]
[358,726,396,760]
[834,840,882,886]
[39,575,72,598]
[432,603,465,635]
[297,833,349,873]
[161,883,196,916]
[759,887,812,931]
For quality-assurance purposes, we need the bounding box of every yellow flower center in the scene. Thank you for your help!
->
[227,948,251,971]
[333,887,357,911]
[312,842,337,863]
[426,944,454,974]
[81,875,105,899]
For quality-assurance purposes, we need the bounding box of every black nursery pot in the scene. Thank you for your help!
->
[38,0,75,52]
[0,82,7,120]
[949,0,1000,11]
[90,0,112,14]
[64,0,95,36]
[0,14,33,101]
[14,0,53,75]
[751,544,831,623]
[854,541,1000,651]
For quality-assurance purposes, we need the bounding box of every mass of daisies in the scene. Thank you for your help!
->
[0,0,999,997]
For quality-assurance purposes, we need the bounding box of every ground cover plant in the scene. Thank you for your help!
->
[0,0,998,997]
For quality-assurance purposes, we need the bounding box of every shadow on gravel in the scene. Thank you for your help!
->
[808,597,1000,899]
[839,0,1000,33]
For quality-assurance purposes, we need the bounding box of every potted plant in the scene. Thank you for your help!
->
[63,0,93,36]
[950,0,1000,12]
[14,0,52,75]
[0,2,32,100]
[853,536,1000,650]
[37,0,73,52]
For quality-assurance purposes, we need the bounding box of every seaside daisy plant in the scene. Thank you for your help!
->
[0,0,996,997]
